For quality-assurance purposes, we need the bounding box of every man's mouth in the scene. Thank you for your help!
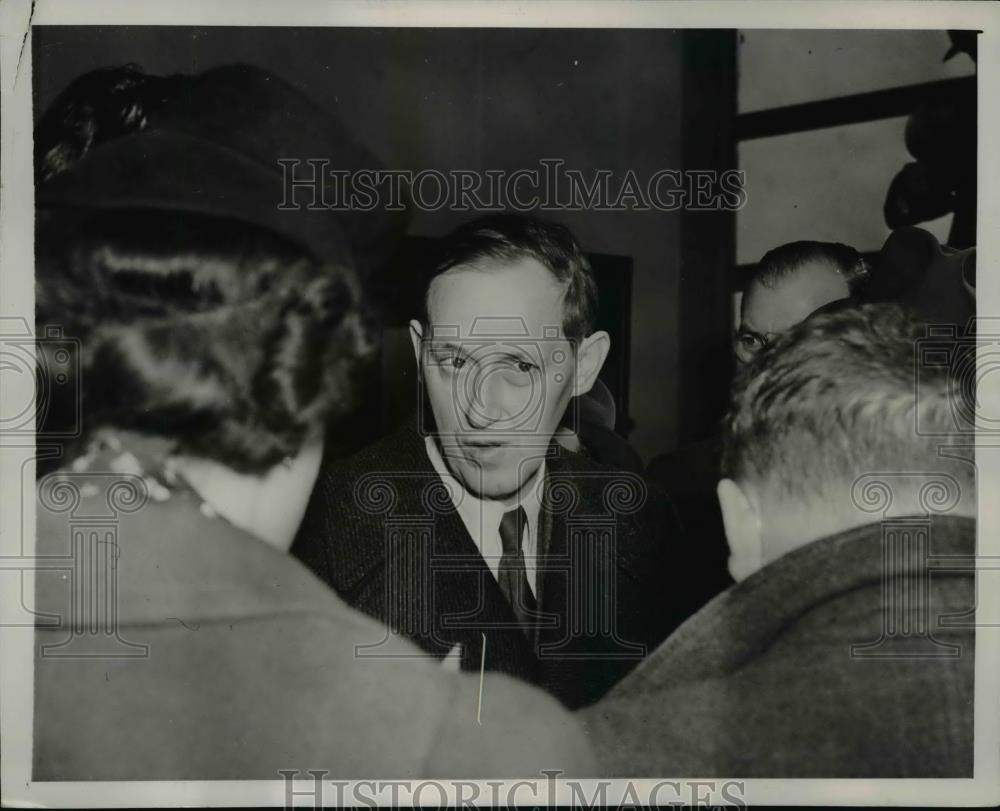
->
[459,439,509,457]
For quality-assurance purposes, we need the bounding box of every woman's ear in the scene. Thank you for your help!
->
[717,477,764,582]
[573,330,611,396]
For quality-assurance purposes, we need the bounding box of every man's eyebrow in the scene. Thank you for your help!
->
[425,341,536,362]
[425,340,463,352]
[493,348,535,362]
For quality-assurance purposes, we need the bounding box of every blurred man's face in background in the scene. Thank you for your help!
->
[410,257,580,500]
[735,262,849,364]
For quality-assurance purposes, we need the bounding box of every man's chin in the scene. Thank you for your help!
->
[456,468,527,501]
[476,485,523,501]
[445,452,543,501]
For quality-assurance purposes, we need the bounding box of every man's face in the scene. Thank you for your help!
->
[411,257,581,500]
[736,262,849,364]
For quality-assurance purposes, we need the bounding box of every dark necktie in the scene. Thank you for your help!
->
[497,506,536,634]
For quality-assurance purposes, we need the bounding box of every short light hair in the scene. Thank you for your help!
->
[722,303,974,505]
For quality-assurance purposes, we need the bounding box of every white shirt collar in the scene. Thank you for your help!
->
[424,436,545,596]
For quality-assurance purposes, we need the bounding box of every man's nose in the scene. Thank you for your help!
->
[464,364,507,429]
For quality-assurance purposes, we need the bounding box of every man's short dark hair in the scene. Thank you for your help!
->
[420,214,598,342]
[722,303,973,503]
[752,240,871,296]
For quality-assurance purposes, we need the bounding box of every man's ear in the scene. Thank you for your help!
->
[408,319,425,370]
[573,330,610,396]
[717,477,764,582]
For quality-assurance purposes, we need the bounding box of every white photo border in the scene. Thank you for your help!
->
[2,0,998,806]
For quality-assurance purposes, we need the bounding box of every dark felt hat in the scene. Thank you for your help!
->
[37,128,356,267]
[37,64,408,278]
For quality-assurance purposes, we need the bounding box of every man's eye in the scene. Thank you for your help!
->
[433,352,467,369]
[515,360,537,373]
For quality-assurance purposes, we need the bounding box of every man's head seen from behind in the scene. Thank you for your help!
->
[720,302,975,581]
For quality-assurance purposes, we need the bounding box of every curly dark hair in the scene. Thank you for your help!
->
[36,209,373,473]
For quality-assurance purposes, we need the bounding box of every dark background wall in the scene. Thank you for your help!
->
[33,26,733,462]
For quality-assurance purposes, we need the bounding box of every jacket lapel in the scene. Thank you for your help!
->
[431,508,540,681]
[533,449,653,706]
[372,432,538,681]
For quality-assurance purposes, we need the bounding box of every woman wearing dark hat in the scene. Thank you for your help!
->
[32,65,593,780]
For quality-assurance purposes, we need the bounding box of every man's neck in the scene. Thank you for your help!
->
[761,497,975,568]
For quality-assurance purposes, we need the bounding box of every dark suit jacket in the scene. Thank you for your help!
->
[645,434,733,602]
[582,515,976,777]
[293,417,707,709]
